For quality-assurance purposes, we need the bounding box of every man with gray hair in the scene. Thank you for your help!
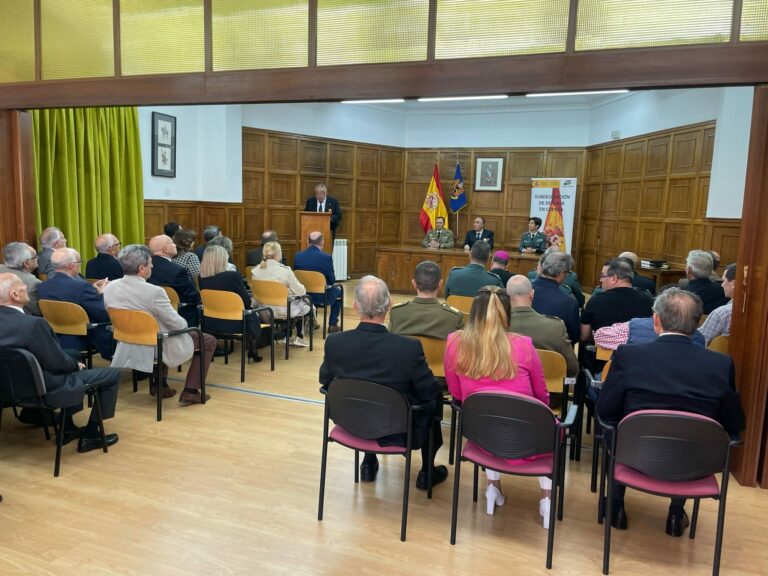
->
[597,288,744,536]
[104,245,217,405]
[193,225,222,261]
[305,183,342,243]
[0,241,42,315]
[444,240,503,297]
[531,251,580,343]
[85,233,123,280]
[681,249,728,313]
[247,230,279,266]
[319,275,447,490]
[38,226,67,277]
[390,260,463,340]
[507,275,578,376]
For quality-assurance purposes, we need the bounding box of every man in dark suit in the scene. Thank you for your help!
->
[193,226,222,261]
[247,230,278,267]
[0,273,120,453]
[293,231,342,333]
[304,183,342,244]
[532,252,580,344]
[597,288,745,536]
[319,276,447,490]
[85,233,123,280]
[147,235,201,326]
[38,248,113,360]
[682,249,729,313]
[462,216,494,250]
[618,251,655,294]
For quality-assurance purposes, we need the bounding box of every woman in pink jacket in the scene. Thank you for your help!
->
[444,286,552,527]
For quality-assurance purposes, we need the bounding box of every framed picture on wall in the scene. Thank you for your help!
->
[474,157,504,191]
[152,112,176,177]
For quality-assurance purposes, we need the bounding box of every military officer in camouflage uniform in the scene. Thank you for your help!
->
[390,261,463,339]
[519,216,547,254]
[444,242,504,297]
[421,217,455,249]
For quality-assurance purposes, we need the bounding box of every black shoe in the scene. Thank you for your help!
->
[611,505,628,530]
[77,433,119,453]
[62,426,85,446]
[416,465,448,491]
[248,350,263,363]
[135,371,151,382]
[665,510,690,537]
[17,408,53,427]
[360,458,379,482]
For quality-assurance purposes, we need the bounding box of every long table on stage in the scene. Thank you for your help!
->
[376,245,540,294]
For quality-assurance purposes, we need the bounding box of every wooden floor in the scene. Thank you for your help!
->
[1,290,767,575]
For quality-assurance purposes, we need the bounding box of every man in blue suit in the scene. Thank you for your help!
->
[37,248,113,360]
[304,183,342,244]
[462,216,494,250]
[531,251,580,344]
[294,231,342,333]
[147,235,200,326]
[85,233,123,280]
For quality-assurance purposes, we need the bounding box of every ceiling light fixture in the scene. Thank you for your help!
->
[341,98,405,104]
[417,95,508,102]
[526,90,629,97]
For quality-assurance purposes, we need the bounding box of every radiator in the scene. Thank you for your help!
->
[333,239,349,280]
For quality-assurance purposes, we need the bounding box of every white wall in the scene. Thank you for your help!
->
[139,104,242,202]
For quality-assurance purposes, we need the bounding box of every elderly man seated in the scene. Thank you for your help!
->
[85,233,123,280]
[0,242,42,315]
[681,250,728,314]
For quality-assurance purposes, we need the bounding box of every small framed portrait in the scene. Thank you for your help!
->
[475,157,504,192]
[151,112,176,177]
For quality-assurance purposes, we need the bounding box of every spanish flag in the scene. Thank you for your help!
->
[419,164,449,233]
[543,186,567,253]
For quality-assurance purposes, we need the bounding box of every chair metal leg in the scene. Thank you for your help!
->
[322,294,328,340]
[598,443,608,524]
[472,464,479,502]
[449,431,463,545]
[318,438,329,521]
[713,494,728,576]
[90,391,108,453]
[690,498,700,539]
[240,334,246,383]
[591,421,602,493]
[132,370,138,392]
[156,344,164,422]
[448,406,456,465]
[602,460,615,574]
[547,447,562,569]
[401,449,412,542]
[54,408,67,477]
[558,442,566,521]
[354,450,360,483]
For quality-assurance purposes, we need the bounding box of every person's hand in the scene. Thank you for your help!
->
[463,244,469,251]
[94,278,109,293]
[78,362,86,370]
[429,240,438,248]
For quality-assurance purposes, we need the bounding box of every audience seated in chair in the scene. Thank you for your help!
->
[38,248,113,360]
[526,247,584,308]
[444,241,503,298]
[596,288,745,536]
[617,251,655,295]
[171,228,201,283]
[294,231,343,333]
[147,234,201,327]
[444,285,551,525]
[0,273,120,453]
[103,244,216,406]
[0,241,42,316]
[38,227,67,278]
[247,230,280,267]
[680,250,729,314]
[319,275,447,490]
[193,225,222,261]
[532,252,581,344]
[699,263,736,346]
[85,233,124,281]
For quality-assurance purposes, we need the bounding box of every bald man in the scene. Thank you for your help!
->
[38,248,113,360]
[85,233,123,280]
[507,275,578,376]
[617,251,655,294]
[147,235,200,326]
[293,231,343,332]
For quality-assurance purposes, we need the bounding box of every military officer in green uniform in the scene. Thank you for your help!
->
[390,261,463,339]
[519,216,548,254]
[444,242,503,297]
[421,216,455,249]
[507,275,578,376]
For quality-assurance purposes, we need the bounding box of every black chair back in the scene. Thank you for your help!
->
[327,378,409,440]
[616,410,730,481]
[0,347,47,404]
[462,392,556,459]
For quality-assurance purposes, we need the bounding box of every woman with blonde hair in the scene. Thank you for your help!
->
[198,245,262,361]
[251,241,311,347]
[444,286,551,526]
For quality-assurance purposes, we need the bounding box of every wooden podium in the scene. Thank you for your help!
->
[299,211,332,254]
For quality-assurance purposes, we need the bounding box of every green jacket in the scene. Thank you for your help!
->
[519,231,547,253]
[508,306,579,376]
[421,229,455,249]
[445,263,504,297]
[389,297,464,340]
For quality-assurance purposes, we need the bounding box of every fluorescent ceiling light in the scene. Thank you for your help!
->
[526,90,629,97]
[341,98,405,104]
[418,95,508,102]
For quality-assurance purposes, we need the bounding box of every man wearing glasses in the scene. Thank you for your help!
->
[0,242,43,315]
[85,233,124,280]
[38,248,113,360]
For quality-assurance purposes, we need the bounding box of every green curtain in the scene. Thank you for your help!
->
[31,107,144,258]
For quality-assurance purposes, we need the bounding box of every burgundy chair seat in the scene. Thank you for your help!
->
[329,425,407,454]
[614,463,720,498]
[462,441,554,476]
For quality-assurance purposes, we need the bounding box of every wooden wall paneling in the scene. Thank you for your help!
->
[404,182,426,210]
[377,249,411,291]
[268,135,298,172]
[243,171,265,203]
[299,139,327,174]
[598,220,616,255]
[695,176,710,219]
[200,205,228,236]
[691,223,708,256]
[328,177,353,209]
[585,148,604,182]
[379,181,403,210]
[578,250,598,289]
[637,221,664,258]
[143,204,165,244]
[618,180,641,217]
[702,126,716,171]
[381,150,404,181]
[505,183,532,215]
[355,180,378,209]
[269,208,297,239]
[645,135,671,176]
[472,191,504,212]
[640,178,667,218]
[615,220,638,252]
[599,183,619,220]
[244,207,264,244]
[353,212,377,241]
[583,184,602,219]
[166,204,198,234]
[406,150,438,180]
[352,243,377,274]
[242,130,265,170]
[710,220,742,266]
[622,140,646,179]
[404,214,425,243]
[666,177,696,220]
[663,222,691,264]
[670,128,702,175]
[503,216,530,249]
[329,143,354,176]
[269,173,298,206]
[378,212,400,243]
[438,151,471,181]
[507,149,546,178]
[545,150,583,179]
[356,146,380,179]
[603,145,623,180]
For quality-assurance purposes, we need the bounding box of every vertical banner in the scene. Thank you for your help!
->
[530,178,578,253]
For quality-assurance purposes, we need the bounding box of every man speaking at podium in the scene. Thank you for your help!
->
[421,216,455,249]
[305,183,342,244]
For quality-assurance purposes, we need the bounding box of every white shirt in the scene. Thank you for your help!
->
[317,202,325,212]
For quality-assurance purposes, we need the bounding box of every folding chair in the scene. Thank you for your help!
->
[708,335,729,354]
[249,279,313,360]
[294,270,344,339]
[39,299,111,369]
